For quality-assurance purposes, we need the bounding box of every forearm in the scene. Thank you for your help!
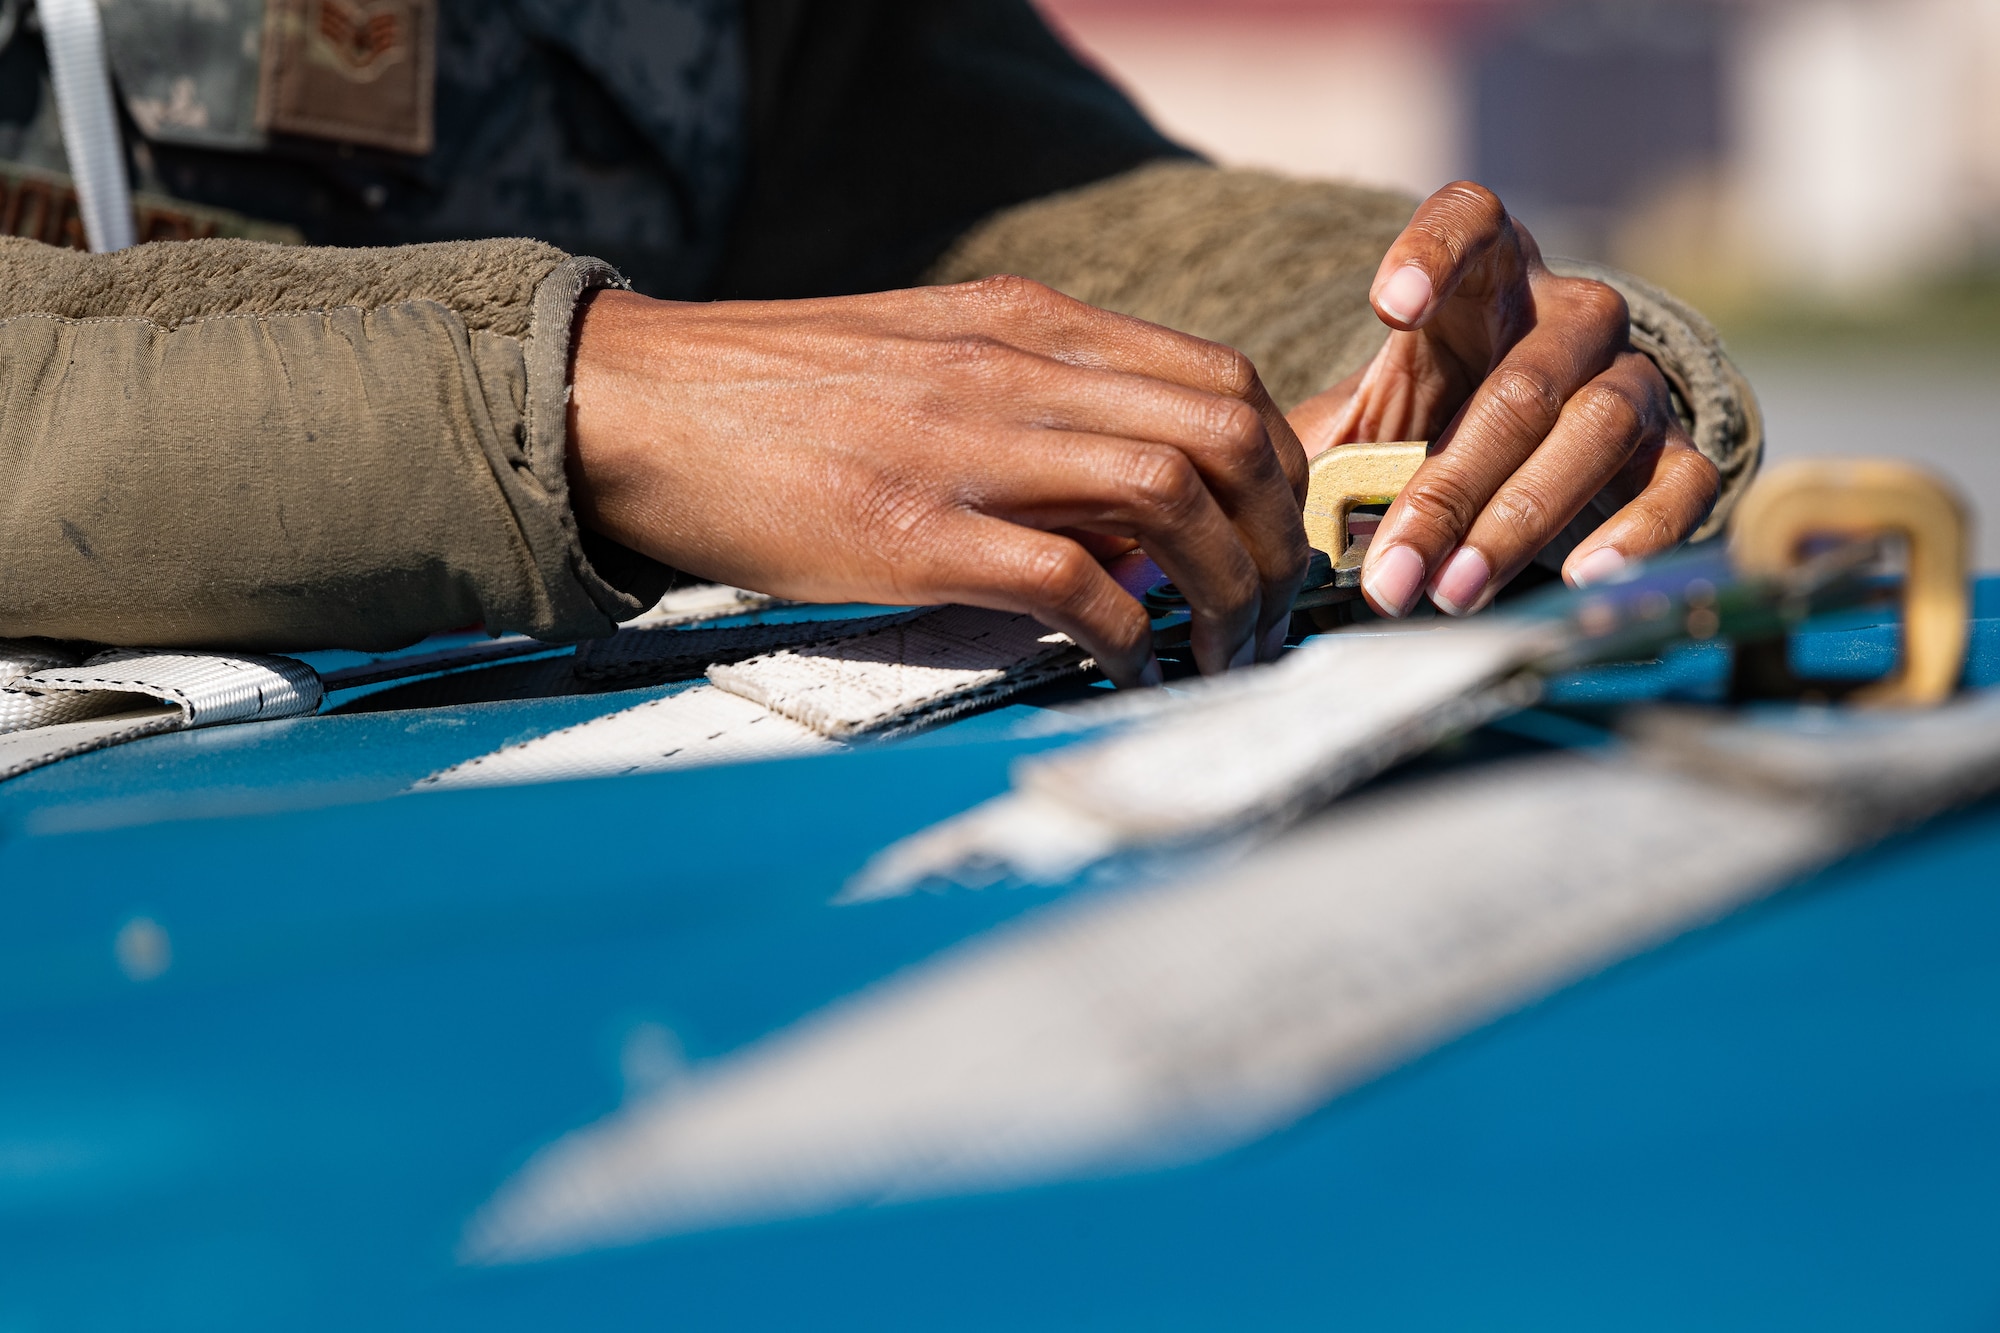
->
[0,237,659,650]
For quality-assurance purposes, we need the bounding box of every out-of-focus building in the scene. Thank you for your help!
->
[1037,0,2000,304]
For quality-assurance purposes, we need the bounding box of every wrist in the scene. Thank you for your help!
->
[565,287,676,555]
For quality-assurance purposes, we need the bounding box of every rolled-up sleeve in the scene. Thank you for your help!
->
[0,235,664,650]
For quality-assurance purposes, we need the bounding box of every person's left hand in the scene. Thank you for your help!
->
[1288,182,1721,618]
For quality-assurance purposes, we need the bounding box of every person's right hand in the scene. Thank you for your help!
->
[564,279,1310,688]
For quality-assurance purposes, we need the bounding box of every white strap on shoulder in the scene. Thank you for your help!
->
[39,0,136,252]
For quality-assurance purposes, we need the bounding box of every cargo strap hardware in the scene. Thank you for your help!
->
[1729,459,1972,707]
[1140,440,1429,635]
[1168,443,1974,708]
[1302,440,1429,588]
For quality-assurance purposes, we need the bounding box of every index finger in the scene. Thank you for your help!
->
[927,276,1311,651]
[1356,276,1632,617]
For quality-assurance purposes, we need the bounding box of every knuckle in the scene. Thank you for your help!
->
[1165,335,1259,399]
[1202,397,1266,456]
[1488,365,1565,427]
[1022,542,1096,611]
[1422,182,1509,257]
[1618,346,1660,373]
[1436,180,1506,227]
[1627,452,1721,549]
[1205,343,1260,399]
[1674,447,1723,505]
[965,272,1058,311]
[1562,278,1630,343]
[1399,474,1481,536]
[1485,481,1559,538]
[1615,350,1674,413]
[1121,448,1204,519]
[1573,380,1646,443]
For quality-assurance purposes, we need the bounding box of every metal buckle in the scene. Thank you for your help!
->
[1729,459,1972,707]
[1302,441,1428,588]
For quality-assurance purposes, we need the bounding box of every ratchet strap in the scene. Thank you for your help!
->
[463,687,2000,1262]
[419,605,1086,790]
[0,646,321,780]
[855,456,1975,894]
[0,598,1081,785]
[0,459,1973,808]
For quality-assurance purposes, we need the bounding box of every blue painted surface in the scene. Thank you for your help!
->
[1,585,1997,1328]
[0,684,693,834]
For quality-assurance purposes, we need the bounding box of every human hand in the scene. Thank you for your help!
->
[1287,182,1720,618]
[564,279,1309,686]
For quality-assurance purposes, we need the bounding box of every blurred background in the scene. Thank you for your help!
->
[1037,0,2000,563]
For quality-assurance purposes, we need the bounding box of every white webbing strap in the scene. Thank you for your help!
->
[0,649,322,780]
[420,606,1083,790]
[708,604,1082,738]
[574,608,926,685]
[0,595,988,786]
[462,692,2000,1262]
[417,684,838,791]
[618,584,790,629]
[849,620,1560,896]
[0,639,115,734]
[39,0,136,253]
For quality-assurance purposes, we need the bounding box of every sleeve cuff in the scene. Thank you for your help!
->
[516,256,679,635]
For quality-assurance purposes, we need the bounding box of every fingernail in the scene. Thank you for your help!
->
[1430,546,1491,616]
[1377,264,1434,326]
[1138,656,1163,688]
[1229,636,1257,670]
[1362,544,1426,619]
[1568,546,1628,588]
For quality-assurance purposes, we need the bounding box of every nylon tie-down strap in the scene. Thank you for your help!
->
[850,621,1553,894]
[0,646,322,781]
[571,609,926,685]
[459,691,2000,1262]
[419,605,1087,790]
[0,536,1916,809]
[0,598,1091,785]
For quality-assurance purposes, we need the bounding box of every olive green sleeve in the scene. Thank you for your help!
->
[928,161,1762,540]
[0,235,663,651]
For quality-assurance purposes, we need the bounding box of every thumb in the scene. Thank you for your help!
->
[1369,181,1520,331]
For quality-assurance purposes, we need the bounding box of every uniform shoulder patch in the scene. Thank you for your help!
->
[256,0,435,155]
